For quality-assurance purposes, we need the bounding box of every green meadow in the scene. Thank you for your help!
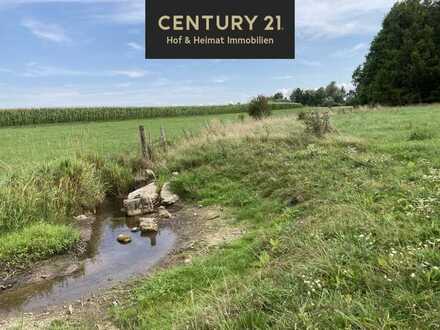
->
[0,108,300,170]
[2,104,440,328]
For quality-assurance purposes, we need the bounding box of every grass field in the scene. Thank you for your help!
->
[3,104,440,328]
[108,104,440,329]
[0,108,300,171]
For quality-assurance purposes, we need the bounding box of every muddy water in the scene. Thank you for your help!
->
[0,200,177,317]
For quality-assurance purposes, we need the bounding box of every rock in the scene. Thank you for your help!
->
[160,182,179,205]
[117,234,132,244]
[128,182,158,201]
[74,215,89,221]
[124,183,158,216]
[158,208,172,219]
[67,304,73,315]
[139,218,158,233]
[123,198,143,216]
[63,264,80,276]
[131,227,140,233]
[0,285,6,290]
[172,171,179,176]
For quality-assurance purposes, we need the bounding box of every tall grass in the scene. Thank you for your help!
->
[0,155,139,271]
[0,103,300,127]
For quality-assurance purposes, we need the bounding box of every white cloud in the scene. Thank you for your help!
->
[22,18,70,43]
[20,63,148,79]
[110,70,147,78]
[297,0,397,38]
[297,59,321,67]
[211,76,230,84]
[273,75,294,80]
[127,42,143,51]
[7,0,398,39]
[332,43,369,58]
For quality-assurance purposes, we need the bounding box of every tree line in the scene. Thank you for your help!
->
[270,81,352,107]
[271,0,440,107]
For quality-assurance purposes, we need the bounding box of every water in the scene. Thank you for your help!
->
[0,200,177,317]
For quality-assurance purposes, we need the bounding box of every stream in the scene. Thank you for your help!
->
[0,200,177,317]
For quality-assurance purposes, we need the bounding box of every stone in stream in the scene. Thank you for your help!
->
[158,208,172,219]
[123,198,143,216]
[124,183,158,216]
[131,227,140,233]
[117,234,132,244]
[139,218,158,233]
[128,182,158,201]
[160,182,179,205]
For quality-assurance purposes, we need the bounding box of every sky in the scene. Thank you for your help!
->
[0,0,397,108]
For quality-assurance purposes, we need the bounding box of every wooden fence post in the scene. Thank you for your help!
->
[139,125,149,160]
[147,130,153,160]
[160,126,167,151]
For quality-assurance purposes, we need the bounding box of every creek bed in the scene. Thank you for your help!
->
[0,200,177,317]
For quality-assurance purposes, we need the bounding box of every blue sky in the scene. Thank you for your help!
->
[0,0,396,108]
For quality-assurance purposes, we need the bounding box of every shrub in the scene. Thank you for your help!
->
[297,110,308,121]
[304,111,333,137]
[248,96,271,120]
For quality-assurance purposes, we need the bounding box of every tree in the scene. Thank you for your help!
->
[353,0,440,105]
[272,92,284,101]
[290,88,304,103]
[248,95,271,119]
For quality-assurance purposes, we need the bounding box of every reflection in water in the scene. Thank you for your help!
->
[0,200,176,317]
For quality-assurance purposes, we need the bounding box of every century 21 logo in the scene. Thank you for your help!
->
[157,15,283,32]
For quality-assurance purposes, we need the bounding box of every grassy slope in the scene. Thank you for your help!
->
[108,105,440,329]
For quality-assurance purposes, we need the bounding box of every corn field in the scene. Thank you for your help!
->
[0,103,301,127]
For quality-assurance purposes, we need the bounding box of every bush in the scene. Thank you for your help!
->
[248,96,271,120]
[304,111,333,137]
[297,110,308,121]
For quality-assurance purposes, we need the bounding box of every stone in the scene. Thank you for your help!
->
[123,198,143,216]
[74,215,89,221]
[139,218,158,233]
[160,182,179,205]
[117,234,132,244]
[124,183,158,216]
[67,304,73,315]
[172,171,179,176]
[128,182,158,201]
[63,264,80,276]
[158,208,172,219]
[131,227,140,233]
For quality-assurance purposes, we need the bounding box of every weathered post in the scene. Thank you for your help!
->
[147,130,153,161]
[139,125,149,160]
[160,126,167,151]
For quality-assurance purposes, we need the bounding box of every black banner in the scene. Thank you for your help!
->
[145,0,295,59]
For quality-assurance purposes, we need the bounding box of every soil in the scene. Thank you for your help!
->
[0,203,245,330]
